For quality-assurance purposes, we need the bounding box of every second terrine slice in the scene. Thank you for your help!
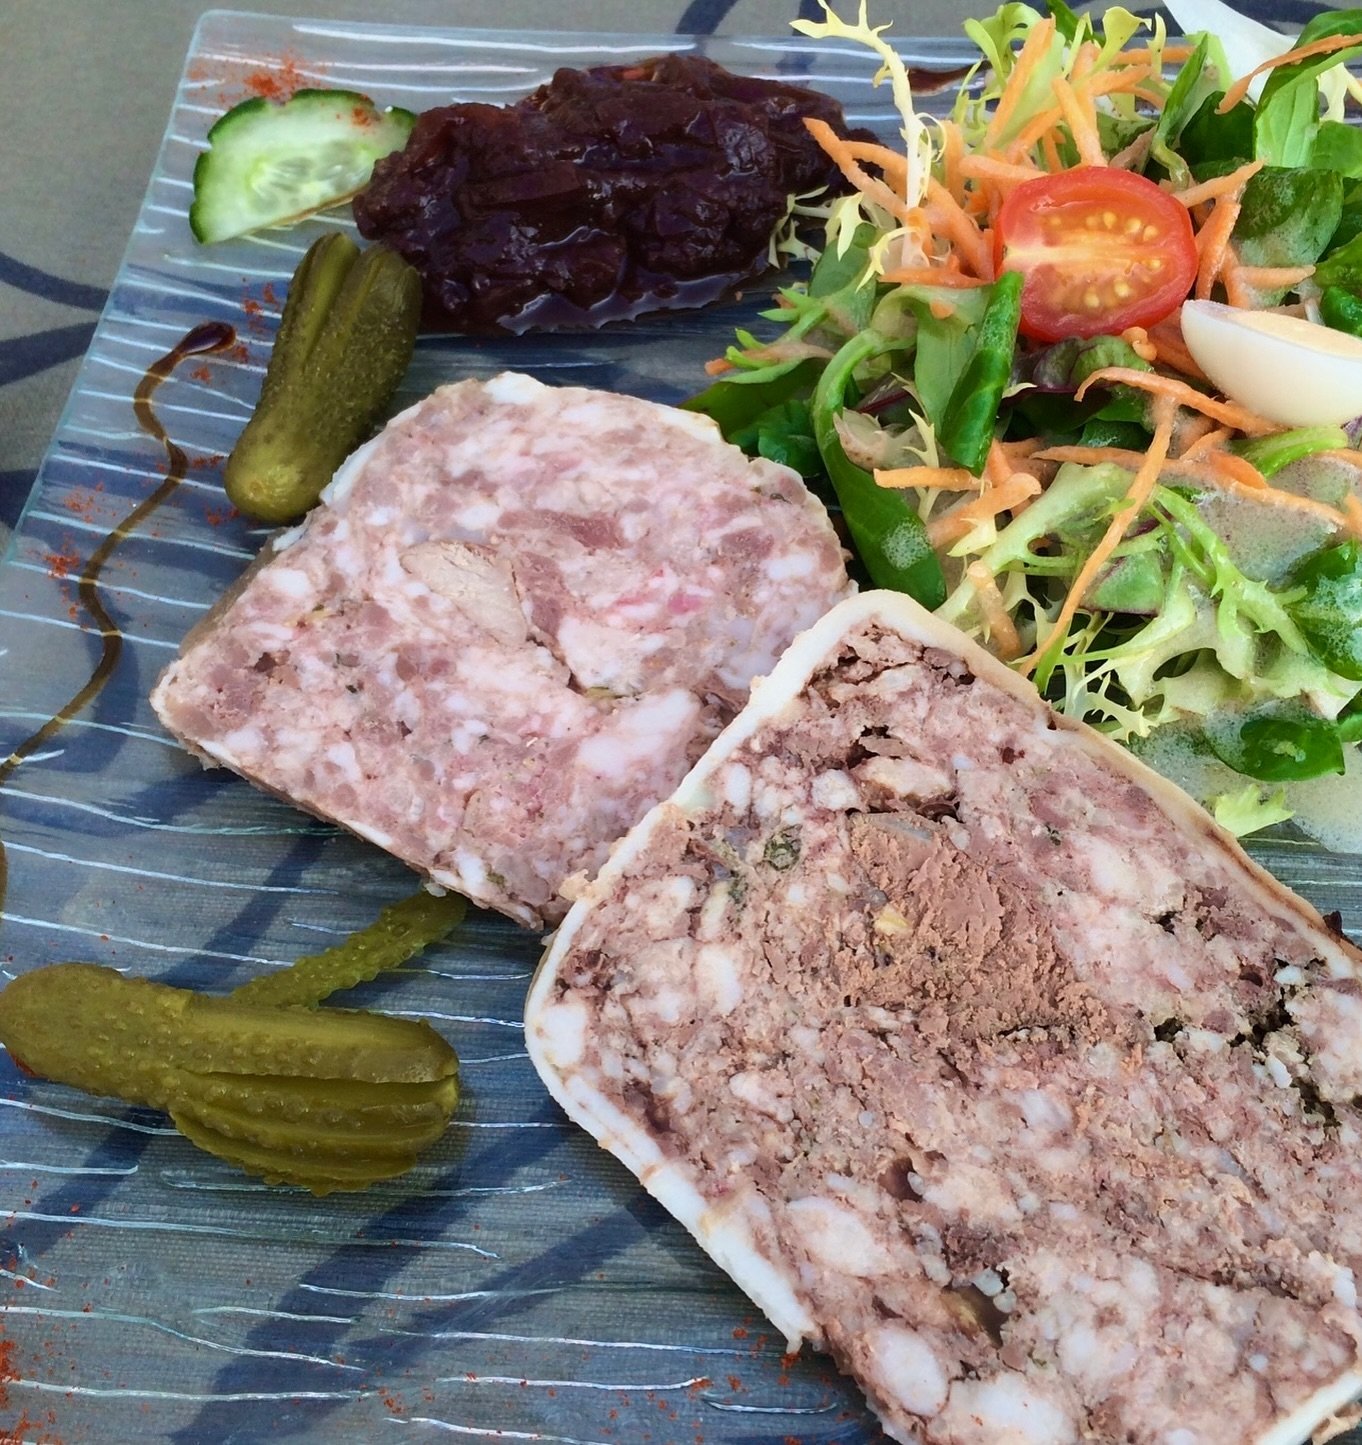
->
[150,373,851,927]
[526,589,1362,1444]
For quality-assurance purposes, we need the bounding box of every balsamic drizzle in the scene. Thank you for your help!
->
[0,320,237,915]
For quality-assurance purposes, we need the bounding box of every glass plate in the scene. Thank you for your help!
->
[1,10,1359,1444]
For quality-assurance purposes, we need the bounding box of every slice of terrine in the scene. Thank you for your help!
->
[525,589,1362,1444]
[150,373,851,927]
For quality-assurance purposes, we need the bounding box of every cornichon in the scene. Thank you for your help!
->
[231,889,465,1007]
[0,890,464,1194]
[191,89,415,245]
[224,232,421,524]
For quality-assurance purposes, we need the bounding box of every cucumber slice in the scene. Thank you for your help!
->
[191,88,415,244]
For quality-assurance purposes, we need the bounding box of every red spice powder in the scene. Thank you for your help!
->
[43,547,80,580]
[246,52,310,102]
[187,49,323,110]
[240,294,271,339]
[188,364,213,384]
[61,482,104,518]
[0,1328,12,1407]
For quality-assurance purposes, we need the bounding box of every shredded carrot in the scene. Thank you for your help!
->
[993,438,1053,486]
[1040,130,1064,175]
[929,298,956,319]
[927,475,1042,547]
[1170,411,1217,456]
[1121,326,1157,363]
[1090,64,1155,95]
[985,439,1013,488]
[1102,43,1192,68]
[1070,40,1099,84]
[1006,103,1067,158]
[1023,402,1177,672]
[1074,367,1279,435]
[1053,74,1105,167]
[926,178,993,278]
[874,465,980,491]
[1221,259,1255,310]
[1002,69,1144,165]
[878,267,990,288]
[804,117,911,222]
[1233,264,1317,288]
[1171,159,1263,209]
[1218,31,1362,114]
[958,153,1045,186]
[1145,317,1208,381]
[1000,437,1046,460]
[1036,444,1167,469]
[1147,43,1195,64]
[984,18,1057,149]
[1194,196,1242,300]
[1203,449,1271,491]
[1177,425,1232,461]
[704,357,734,376]
[966,562,1023,659]
[842,139,910,194]
[940,118,967,205]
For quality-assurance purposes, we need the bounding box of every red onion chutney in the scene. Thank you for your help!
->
[352,54,867,334]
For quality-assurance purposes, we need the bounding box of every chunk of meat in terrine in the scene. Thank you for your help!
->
[150,373,851,927]
[526,590,1362,1444]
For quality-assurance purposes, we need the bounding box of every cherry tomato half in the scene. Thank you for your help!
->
[993,167,1198,343]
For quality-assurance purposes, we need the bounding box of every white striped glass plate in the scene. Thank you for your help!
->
[0,10,1357,1444]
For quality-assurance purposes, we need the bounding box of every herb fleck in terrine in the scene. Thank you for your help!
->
[527,589,1362,1444]
[150,374,851,926]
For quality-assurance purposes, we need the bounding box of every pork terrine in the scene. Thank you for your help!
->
[525,590,1362,1444]
[150,374,851,926]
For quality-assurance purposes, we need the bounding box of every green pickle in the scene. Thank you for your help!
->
[231,889,464,1006]
[0,890,464,1194]
[224,232,421,524]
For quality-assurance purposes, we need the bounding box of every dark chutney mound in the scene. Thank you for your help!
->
[352,53,864,334]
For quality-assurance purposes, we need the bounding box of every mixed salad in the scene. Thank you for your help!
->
[687,0,1362,844]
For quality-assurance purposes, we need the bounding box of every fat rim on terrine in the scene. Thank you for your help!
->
[526,589,1362,1445]
[150,373,852,927]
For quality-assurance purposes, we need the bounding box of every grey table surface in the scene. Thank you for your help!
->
[0,0,986,562]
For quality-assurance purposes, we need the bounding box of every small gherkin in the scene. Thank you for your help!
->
[0,891,463,1194]
[224,232,421,525]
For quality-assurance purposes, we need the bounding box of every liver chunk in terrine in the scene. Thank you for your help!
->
[526,590,1362,1444]
[150,373,851,926]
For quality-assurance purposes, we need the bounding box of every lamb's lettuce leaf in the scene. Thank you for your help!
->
[1255,10,1362,167]
[1149,35,1214,186]
[1233,166,1343,281]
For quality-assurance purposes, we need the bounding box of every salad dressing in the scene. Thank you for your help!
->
[0,320,236,917]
